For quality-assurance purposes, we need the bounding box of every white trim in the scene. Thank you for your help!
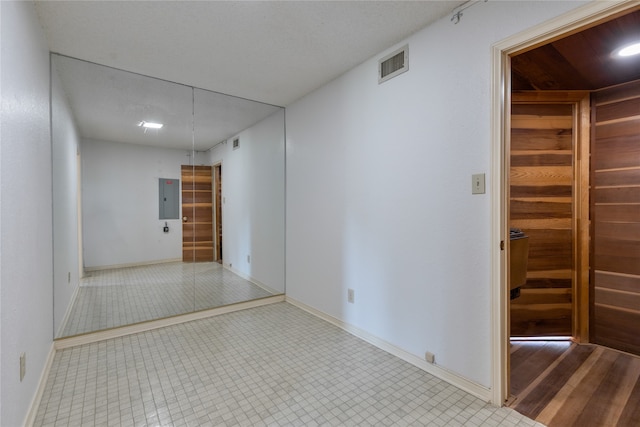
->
[490,40,509,406]
[23,343,56,427]
[493,1,637,57]
[84,257,182,272]
[286,297,492,402]
[54,295,284,350]
[489,0,635,406]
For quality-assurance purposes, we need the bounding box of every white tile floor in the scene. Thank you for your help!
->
[39,303,543,426]
[59,262,275,337]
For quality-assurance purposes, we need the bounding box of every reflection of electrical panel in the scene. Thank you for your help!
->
[159,178,179,219]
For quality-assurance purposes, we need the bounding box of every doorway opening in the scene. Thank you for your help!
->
[491,0,640,407]
[509,92,590,344]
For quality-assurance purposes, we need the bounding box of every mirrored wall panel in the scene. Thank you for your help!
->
[52,54,285,338]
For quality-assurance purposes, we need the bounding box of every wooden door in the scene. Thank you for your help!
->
[213,164,223,263]
[510,92,590,338]
[591,81,640,355]
[181,165,214,262]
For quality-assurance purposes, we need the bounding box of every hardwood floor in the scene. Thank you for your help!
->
[509,341,640,427]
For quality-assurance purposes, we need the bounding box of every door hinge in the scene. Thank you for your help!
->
[500,240,505,250]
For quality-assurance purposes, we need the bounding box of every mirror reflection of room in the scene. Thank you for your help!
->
[52,54,285,338]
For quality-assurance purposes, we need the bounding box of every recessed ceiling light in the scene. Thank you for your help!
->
[614,41,640,58]
[137,121,163,129]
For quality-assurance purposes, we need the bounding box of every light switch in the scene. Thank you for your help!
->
[472,173,485,194]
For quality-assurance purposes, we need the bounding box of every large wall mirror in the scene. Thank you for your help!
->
[52,54,285,339]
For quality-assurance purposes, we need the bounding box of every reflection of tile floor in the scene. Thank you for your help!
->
[58,262,275,337]
[37,303,541,427]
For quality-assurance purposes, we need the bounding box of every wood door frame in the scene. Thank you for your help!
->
[490,0,634,405]
[213,162,223,262]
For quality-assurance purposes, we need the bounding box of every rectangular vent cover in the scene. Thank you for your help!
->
[379,45,409,84]
[232,138,240,150]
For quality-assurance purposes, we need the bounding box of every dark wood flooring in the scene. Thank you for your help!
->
[509,341,640,427]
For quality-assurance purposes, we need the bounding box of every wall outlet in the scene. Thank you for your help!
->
[347,289,355,304]
[20,352,26,381]
[425,351,435,364]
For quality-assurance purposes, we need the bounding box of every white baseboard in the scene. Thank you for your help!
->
[54,294,285,350]
[23,343,56,427]
[224,263,282,295]
[285,296,492,403]
[84,258,182,272]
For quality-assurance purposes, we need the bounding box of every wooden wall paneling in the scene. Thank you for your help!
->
[595,205,640,224]
[591,80,640,355]
[510,92,590,338]
[595,271,640,293]
[593,135,640,170]
[592,80,640,105]
[594,97,640,123]
[510,98,574,337]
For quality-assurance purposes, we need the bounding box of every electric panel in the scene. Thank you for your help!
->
[159,178,179,219]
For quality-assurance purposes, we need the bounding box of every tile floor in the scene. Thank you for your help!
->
[59,262,275,337]
[39,303,542,426]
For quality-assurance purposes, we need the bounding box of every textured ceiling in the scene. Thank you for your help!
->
[36,1,456,107]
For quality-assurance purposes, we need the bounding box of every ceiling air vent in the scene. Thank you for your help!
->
[232,138,240,150]
[378,45,409,84]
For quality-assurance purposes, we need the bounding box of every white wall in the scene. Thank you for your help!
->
[51,64,82,336]
[0,2,54,425]
[286,0,585,389]
[81,139,188,268]
[209,109,285,292]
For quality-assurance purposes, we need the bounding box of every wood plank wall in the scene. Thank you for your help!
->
[591,80,640,355]
[510,102,574,336]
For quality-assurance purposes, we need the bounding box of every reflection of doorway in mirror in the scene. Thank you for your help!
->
[181,165,214,262]
[213,163,223,264]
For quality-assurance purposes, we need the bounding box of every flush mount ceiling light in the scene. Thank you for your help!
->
[137,121,164,129]
[614,41,640,58]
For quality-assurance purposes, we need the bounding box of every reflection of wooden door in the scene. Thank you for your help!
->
[213,164,223,262]
[181,165,213,262]
[591,81,640,355]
